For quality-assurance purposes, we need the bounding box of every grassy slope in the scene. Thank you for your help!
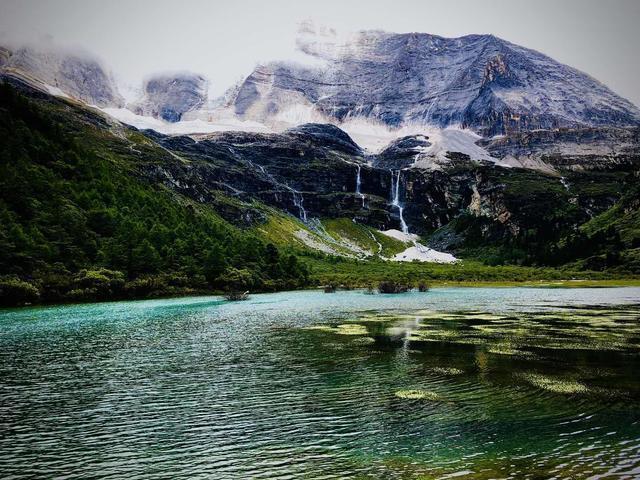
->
[254,214,636,287]
[304,256,628,288]
[580,186,640,244]
[320,218,407,256]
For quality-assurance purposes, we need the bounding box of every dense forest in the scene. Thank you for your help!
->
[0,84,309,305]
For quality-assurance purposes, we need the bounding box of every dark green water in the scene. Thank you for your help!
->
[1,287,639,479]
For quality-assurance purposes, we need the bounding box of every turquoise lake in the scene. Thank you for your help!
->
[1,287,639,479]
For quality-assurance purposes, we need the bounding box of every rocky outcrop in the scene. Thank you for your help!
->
[142,125,398,230]
[132,72,207,122]
[375,135,431,170]
[479,127,640,170]
[286,123,362,155]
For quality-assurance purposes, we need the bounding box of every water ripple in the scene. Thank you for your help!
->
[1,289,640,478]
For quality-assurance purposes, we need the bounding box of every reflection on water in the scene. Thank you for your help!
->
[0,288,639,479]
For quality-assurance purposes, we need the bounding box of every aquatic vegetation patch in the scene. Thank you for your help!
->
[414,311,471,321]
[487,343,535,358]
[394,389,440,400]
[463,314,508,321]
[335,324,369,335]
[352,336,376,345]
[528,339,625,352]
[407,330,469,343]
[517,373,588,394]
[303,325,337,333]
[303,323,369,335]
[431,367,464,376]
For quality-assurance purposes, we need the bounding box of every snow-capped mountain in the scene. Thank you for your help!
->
[2,25,639,167]
[226,23,640,136]
[0,45,123,107]
[130,72,208,122]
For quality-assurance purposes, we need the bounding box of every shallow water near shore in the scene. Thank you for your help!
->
[1,287,639,479]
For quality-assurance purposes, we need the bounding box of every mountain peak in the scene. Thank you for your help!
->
[0,43,123,107]
[130,72,208,122]
[229,28,640,136]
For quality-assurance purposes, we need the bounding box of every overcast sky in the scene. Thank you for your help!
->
[1,0,639,105]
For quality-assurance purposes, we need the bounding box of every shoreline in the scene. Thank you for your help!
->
[426,279,640,288]
[2,279,640,311]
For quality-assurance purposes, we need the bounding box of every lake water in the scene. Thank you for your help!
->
[1,287,639,479]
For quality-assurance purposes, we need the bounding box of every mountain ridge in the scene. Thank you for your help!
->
[227,29,640,136]
[1,29,639,174]
[2,27,639,137]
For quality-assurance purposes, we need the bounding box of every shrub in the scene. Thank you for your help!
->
[223,291,250,301]
[73,269,125,299]
[378,281,411,294]
[0,278,40,306]
[216,267,253,292]
[64,288,99,302]
[123,276,168,298]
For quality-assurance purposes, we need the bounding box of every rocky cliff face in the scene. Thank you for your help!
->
[142,123,398,229]
[227,25,640,136]
[0,45,123,107]
[480,127,640,169]
[132,121,637,261]
[131,72,208,122]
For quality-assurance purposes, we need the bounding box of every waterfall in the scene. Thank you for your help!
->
[292,191,307,222]
[249,161,308,222]
[392,170,400,206]
[355,165,366,207]
[391,170,409,234]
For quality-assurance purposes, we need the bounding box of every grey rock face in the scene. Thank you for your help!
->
[375,135,432,169]
[136,120,636,245]
[0,45,123,107]
[285,123,362,155]
[228,29,640,136]
[133,73,207,122]
[480,127,640,161]
[143,124,397,228]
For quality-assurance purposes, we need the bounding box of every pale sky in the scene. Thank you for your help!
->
[1,0,639,106]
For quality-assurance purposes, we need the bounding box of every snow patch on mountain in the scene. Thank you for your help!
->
[102,107,271,135]
[381,229,457,263]
[380,229,419,243]
[413,127,496,164]
[44,83,70,99]
[101,102,496,163]
[392,244,458,263]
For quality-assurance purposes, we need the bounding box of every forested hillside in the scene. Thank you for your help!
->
[0,84,308,305]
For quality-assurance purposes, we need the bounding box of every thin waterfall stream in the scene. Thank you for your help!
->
[391,169,409,234]
[355,165,366,207]
[245,155,307,222]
